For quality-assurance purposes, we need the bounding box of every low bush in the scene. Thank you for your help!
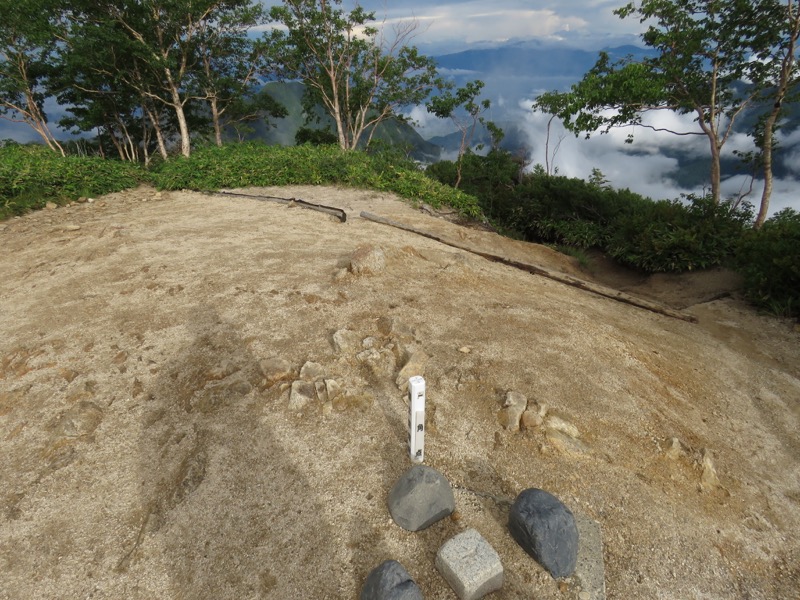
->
[149,142,482,218]
[734,208,800,318]
[0,143,142,219]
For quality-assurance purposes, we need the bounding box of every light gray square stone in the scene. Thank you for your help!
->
[435,528,504,600]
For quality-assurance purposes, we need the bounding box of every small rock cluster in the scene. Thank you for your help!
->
[362,464,580,600]
[498,390,589,456]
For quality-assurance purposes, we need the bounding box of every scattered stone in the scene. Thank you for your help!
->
[574,514,606,600]
[315,380,328,403]
[521,409,543,431]
[508,488,579,578]
[358,348,397,379]
[350,244,386,275]
[333,329,361,354]
[261,357,293,386]
[436,528,504,600]
[395,350,429,388]
[361,560,423,600]
[324,378,343,401]
[700,448,723,493]
[458,346,472,354]
[289,380,317,410]
[300,361,325,381]
[388,465,455,532]
[77,196,89,203]
[87,198,95,204]
[63,225,81,232]
[665,437,688,461]
[498,391,528,432]
[45,201,58,210]
[362,336,378,349]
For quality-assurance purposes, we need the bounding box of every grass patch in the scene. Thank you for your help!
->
[0,143,142,219]
[149,142,482,218]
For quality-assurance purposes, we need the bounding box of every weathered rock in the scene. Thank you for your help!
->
[521,409,543,431]
[300,361,325,381]
[665,437,688,461]
[324,378,343,401]
[361,560,423,600]
[498,391,528,432]
[289,380,317,410]
[700,448,722,493]
[388,465,455,532]
[350,244,386,275]
[45,201,58,210]
[261,357,293,386]
[358,348,397,379]
[436,528,504,600]
[333,329,361,354]
[396,350,429,388]
[508,488,579,578]
[545,414,580,438]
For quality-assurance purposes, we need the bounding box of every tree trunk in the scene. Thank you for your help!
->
[210,96,223,147]
[708,136,722,204]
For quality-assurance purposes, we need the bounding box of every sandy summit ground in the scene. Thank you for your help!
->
[0,185,798,600]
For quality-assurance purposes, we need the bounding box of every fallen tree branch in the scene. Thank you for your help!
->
[212,191,347,222]
[360,211,698,324]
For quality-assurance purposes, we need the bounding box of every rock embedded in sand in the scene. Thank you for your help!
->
[509,488,579,579]
[260,357,293,386]
[498,391,528,432]
[395,350,429,388]
[388,465,455,532]
[299,361,325,381]
[360,560,423,600]
[545,414,580,439]
[350,244,386,275]
[333,329,361,354]
[289,380,317,410]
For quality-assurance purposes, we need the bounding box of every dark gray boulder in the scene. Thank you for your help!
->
[388,465,455,532]
[361,560,424,600]
[508,488,579,578]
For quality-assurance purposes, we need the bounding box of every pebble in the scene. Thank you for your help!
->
[361,560,423,600]
[63,225,81,231]
[45,201,58,210]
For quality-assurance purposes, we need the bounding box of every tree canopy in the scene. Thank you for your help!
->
[534,0,800,226]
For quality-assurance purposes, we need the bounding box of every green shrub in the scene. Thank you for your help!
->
[734,208,800,318]
[0,143,142,219]
[606,195,752,272]
[150,142,482,218]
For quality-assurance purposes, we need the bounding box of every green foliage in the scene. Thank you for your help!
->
[427,150,753,272]
[0,144,142,219]
[149,142,481,217]
[734,208,800,318]
[267,0,441,150]
[606,195,753,272]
